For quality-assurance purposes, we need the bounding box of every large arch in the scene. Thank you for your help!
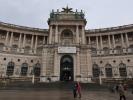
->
[60,55,73,81]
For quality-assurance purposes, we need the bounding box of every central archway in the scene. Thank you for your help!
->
[60,55,74,81]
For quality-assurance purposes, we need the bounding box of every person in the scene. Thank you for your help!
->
[116,85,119,93]
[76,82,81,98]
[118,84,126,100]
[72,82,77,98]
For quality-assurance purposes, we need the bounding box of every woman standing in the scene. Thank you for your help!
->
[77,82,81,98]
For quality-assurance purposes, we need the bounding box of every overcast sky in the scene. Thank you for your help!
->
[0,0,133,29]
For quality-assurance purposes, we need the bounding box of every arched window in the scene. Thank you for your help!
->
[6,61,15,76]
[33,63,41,77]
[24,46,30,54]
[129,45,133,53]
[91,47,97,55]
[119,63,127,77]
[103,47,110,55]
[60,29,73,45]
[92,64,100,77]
[21,63,28,76]
[37,46,43,55]
[11,45,18,52]
[105,64,112,77]
[0,43,4,51]
[115,46,122,54]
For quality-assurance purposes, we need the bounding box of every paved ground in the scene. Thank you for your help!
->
[0,90,132,100]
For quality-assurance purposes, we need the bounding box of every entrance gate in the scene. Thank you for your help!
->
[60,55,73,81]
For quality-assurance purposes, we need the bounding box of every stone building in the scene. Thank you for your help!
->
[0,7,133,83]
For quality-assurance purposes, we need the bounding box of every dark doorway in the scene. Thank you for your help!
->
[60,55,73,81]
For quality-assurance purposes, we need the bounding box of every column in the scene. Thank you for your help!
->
[100,35,103,49]
[31,35,34,49]
[76,50,81,79]
[76,25,79,44]
[43,36,45,44]
[121,33,125,48]
[9,32,13,46]
[96,36,99,50]
[81,26,85,44]
[35,35,38,49]
[54,50,58,77]
[89,37,91,44]
[5,31,9,46]
[55,25,58,43]
[49,25,52,44]
[18,33,22,48]
[125,33,129,47]
[108,35,111,49]
[22,34,26,48]
[86,49,92,82]
[112,34,116,48]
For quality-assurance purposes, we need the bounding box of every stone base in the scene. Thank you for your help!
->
[80,77,92,83]
[40,76,60,82]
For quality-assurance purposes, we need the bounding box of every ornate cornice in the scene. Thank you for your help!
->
[0,21,48,32]
[86,24,133,33]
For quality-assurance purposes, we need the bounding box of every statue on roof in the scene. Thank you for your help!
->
[62,6,73,13]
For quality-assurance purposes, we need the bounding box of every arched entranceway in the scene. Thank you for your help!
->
[60,55,73,81]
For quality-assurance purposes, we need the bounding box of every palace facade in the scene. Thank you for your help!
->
[0,7,133,83]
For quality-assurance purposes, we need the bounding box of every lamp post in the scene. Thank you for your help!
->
[99,68,103,85]
[31,70,35,84]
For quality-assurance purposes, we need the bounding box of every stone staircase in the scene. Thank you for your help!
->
[0,81,108,90]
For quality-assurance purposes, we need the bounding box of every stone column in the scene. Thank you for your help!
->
[76,25,79,44]
[35,35,38,49]
[9,32,13,46]
[49,25,52,44]
[112,34,116,48]
[100,35,103,49]
[55,25,58,43]
[40,48,47,82]
[43,36,45,44]
[76,49,81,81]
[108,35,111,49]
[5,31,9,46]
[54,49,58,80]
[22,34,26,48]
[31,35,34,49]
[121,33,125,48]
[125,33,129,47]
[18,33,22,48]
[86,49,92,82]
[81,26,85,44]
[96,36,99,50]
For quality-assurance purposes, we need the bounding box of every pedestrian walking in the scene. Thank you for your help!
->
[72,82,77,98]
[118,84,126,100]
[76,82,81,98]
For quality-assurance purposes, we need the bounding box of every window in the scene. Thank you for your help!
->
[21,63,28,76]
[33,63,41,77]
[6,61,15,76]
[119,63,127,77]
[105,64,112,77]
[92,64,100,77]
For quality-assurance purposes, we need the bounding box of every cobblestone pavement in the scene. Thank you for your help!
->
[0,90,132,100]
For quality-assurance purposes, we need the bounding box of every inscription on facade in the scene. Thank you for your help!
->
[58,47,76,53]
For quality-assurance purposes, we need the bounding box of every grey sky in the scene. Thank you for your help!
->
[0,0,133,29]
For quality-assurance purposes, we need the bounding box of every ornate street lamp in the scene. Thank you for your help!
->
[30,69,35,84]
